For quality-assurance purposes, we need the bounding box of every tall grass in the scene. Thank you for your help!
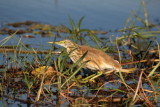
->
[0,0,160,106]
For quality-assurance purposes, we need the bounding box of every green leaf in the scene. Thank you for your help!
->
[148,41,160,77]
[61,51,88,88]
[68,13,76,32]
[0,29,20,47]
[59,52,69,73]
[61,60,89,88]
[148,61,160,77]
[77,16,84,31]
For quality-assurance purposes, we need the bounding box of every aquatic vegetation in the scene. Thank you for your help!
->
[0,1,160,106]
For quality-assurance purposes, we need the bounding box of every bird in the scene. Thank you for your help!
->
[48,39,132,81]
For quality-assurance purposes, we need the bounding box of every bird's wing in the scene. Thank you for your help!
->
[79,45,122,69]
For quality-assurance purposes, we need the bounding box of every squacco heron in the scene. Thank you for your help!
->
[48,39,130,82]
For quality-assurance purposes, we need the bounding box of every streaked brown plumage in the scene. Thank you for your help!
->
[49,39,123,72]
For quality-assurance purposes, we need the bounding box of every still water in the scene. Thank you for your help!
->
[0,0,160,31]
[0,0,160,49]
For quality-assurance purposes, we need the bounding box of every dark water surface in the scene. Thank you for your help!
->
[0,0,160,48]
[0,0,160,30]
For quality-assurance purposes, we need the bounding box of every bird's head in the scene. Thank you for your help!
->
[48,39,76,48]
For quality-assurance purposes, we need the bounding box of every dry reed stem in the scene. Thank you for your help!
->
[59,82,76,104]
[143,72,157,106]
[89,80,116,102]
[53,61,73,104]
[128,37,134,63]
[121,59,160,65]
[60,92,73,104]
[65,82,76,99]
[0,36,10,43]
[116,37,121,64]
[132,70,143,105]
[140,79,153,107]
[35,74,45,102]
[34,67,55,103]
[28,92,35,100]
[117,80,142,100]
[41,88,55,105]
[0,48,61,54]
[89,79,143,103]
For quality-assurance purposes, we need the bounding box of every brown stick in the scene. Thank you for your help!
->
[0,48,61,54]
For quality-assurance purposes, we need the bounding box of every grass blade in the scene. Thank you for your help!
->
[61,51,88,88]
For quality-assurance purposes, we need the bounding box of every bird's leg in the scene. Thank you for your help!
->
[105,70,114,74]
[82,73,97,81]
[89,71,103,82]
[78,70,115,83]
[89,70,114,82]
[77,74,97,83]
[80,71,103,83]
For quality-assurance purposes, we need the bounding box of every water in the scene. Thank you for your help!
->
[0,0,160,30]
[0,0,159,49]
[0,0,160,106]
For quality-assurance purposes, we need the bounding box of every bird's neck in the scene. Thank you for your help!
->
[67,45,79,53]
[68,44,79,48]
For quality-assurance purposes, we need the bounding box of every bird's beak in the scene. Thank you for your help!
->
[48,42,54,44]
[48,41,65,46]
[48,41,59,44]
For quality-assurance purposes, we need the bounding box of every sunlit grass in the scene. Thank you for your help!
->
[0,1,160,106]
